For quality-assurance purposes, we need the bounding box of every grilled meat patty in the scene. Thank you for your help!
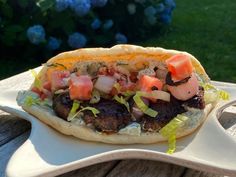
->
[52,92,73,120]
[141,96,186,132]
[184,86,205,109]
[52,88,205,133]
[83,98,131,133]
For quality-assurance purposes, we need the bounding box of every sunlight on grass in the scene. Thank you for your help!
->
[142,0,236,82]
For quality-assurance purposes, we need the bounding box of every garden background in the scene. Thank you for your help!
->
[0,0,235,83]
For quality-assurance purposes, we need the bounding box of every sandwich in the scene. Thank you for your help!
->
[17,45,229,153]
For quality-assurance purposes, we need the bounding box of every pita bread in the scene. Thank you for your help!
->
[19,45,215,144]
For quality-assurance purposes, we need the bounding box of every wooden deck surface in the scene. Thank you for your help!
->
[1,109,236,177]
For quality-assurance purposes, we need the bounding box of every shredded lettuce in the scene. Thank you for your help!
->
[30,69,42,89]
[114,95,130,112]
[160,114,189,154]
[133,93,158,117]
[68,105,100,121]
[80,107,100,117]
[68,100,80,121]
[42,98,53,107]
[24,95,40,107]
[90,90,100,104]
[201,83,230,102]
[24,95,52,108]
[218,90,230,100]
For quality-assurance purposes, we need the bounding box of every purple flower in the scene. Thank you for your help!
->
[91,0,108,7]
[70,0,91,16]
[160,13,172,24]
[27,25,45,45]
[91,18,101,30]
[164,0,176,9]
[47,37,61,50]
[115,33,127,44]
[156,3,165,13]
[103,19,113,30]
[144,6,156,17]
[55,0,72,12]
[68,32,87,48]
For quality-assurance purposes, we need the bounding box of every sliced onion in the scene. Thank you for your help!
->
[132,106,144,119]
[137,90,170,102]
[94,75,116,94]
[167,73,199,101]
[132,97,149,119]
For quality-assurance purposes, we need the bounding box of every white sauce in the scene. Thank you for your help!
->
[118,122,141,136]
[16,90,39,106]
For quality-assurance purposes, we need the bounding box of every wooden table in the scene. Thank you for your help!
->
[1,106,236,177]
[0,73,236,177]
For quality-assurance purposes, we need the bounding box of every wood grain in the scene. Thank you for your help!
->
[58,161,119,177]
[0,111,31,146]
[106,159,185,177]
[182,169,224,177]
[0,131,30,177]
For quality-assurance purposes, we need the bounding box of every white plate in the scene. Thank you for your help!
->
[1,69,236,177]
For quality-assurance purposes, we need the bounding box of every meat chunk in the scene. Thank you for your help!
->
[83,99,131,133]
[52,92,73,120]
[141,96,185,132]
[183,86,205,109]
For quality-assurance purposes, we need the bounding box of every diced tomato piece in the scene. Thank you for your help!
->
[139,75,163,92]
[46,67,66,83]
[51,70,70,91]
[31,87,41,95]
[69,75,93,100]
[129,71,138,83]
[43,81,51,91]
[40,93,48,100]
[166,54,193,82]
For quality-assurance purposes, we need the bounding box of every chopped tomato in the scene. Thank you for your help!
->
[31,87,49,100]
[51,70,70,91]
[69,75,93,100]
[167,73,199,101]
[43,81,51,91]
[46,67,66,83]
[31,87,41,95]
[129,71,138,83]
[40,93,48,100]
[139,75,163,92]
[166,54,193,82]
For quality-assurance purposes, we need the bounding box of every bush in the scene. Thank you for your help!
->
[0,0,176,65]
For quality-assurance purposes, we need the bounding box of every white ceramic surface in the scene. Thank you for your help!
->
[0,70,236,177]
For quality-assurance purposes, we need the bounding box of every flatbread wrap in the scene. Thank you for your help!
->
[17,45,229,153]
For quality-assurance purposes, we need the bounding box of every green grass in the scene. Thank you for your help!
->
[142,0,236,82]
